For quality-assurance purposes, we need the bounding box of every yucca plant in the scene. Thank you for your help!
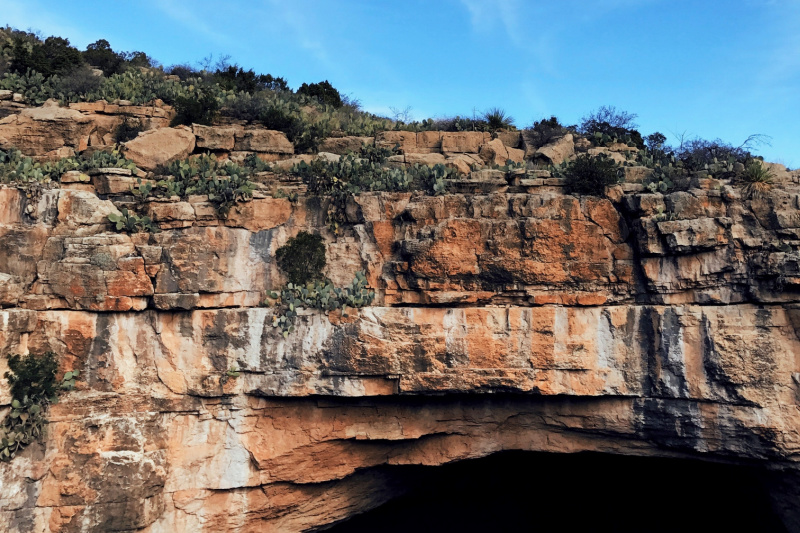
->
[482,107,515,131]
[741,161,774,199]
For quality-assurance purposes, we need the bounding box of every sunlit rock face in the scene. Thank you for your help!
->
[1,106,800,531]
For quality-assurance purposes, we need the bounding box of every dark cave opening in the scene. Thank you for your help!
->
[325,450,787,533]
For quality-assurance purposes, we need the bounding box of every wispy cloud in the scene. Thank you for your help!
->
[262,0,339,75]
[146,0,232,48]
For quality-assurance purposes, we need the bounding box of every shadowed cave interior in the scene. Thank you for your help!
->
[325,450,787,533]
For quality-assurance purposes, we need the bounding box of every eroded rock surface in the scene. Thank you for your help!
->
[1,102,800,532]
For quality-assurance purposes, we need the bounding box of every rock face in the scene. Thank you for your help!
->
[1,102,800,531]
[0,100,94,155]
[122,127,196,170]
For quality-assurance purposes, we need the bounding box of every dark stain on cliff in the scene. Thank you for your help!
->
[700,313,747,404]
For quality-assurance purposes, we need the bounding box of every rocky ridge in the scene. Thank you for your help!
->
[0,98,799,531]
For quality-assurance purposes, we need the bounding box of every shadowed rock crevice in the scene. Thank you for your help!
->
[325,450,788,533]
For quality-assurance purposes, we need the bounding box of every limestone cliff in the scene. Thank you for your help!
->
[0,99,800,532]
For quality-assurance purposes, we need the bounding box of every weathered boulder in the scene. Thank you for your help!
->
[233,128,293,153]
[445,155,475,174]
[122,127,196,170]
[478,138,525,166]
[192,124,240,151]
[496,130,522,149]
[533,133,574,164]
[0,100,93,155]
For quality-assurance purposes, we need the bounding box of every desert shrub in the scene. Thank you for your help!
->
[740,160,774,199]
[676,137,760,172]
[4,351,59,402]
[53,65,102,97]
[275,231,326,285]
[122,51,154,70]
[559,153,622,196]
[170,86,220,126]
[482,107,515,131]
[580,106,644,149]
[82,39,154,77]
[298,80,343,108]
[214,65,288,93]
[525,116,572,148]
[222,91,328,152]
[166,63,200,80]
[108,207,159,233]
[645,132,667,152]
[430,115,491,132]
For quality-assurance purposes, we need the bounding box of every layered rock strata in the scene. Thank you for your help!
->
[0,103,800,531]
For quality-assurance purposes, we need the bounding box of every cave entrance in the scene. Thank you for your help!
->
[326,450,787,533]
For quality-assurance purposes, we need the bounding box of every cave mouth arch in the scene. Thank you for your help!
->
[326,450,787,533]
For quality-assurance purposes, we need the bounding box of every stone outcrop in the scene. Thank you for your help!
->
[531,133,575,164]
[122,127,196,170]
[1,100,800,532]
[0,100,94,155]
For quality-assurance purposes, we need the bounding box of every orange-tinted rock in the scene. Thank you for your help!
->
[441,131,491,153]
[1,117,800,532]
[233,128,293,153]
[0,100,93,155]
[122,127,196,170]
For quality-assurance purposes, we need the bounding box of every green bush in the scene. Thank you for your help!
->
[266,271,375,337]
[82,39,123,76]
[222,91,328,152]
[275,231,327,285]
[53,65,102,97]
[526,116,572,148]
[10,35,83,78]
[559,154,622,196]
[298,80,343,108]
[171,85,220,126]
[213,65,288,93]
[82,39,154,77]
[4,351,59,401]
[579,106,644,149]
[154,154,256,216]
[0,147,136,185]
[291,145,453,232]
[1,351,59,461]
[108,207,160,233]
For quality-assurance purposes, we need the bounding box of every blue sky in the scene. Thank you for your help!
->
[3,0,798,166]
